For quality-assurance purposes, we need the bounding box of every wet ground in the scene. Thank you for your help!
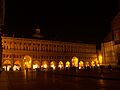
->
[0,71,120,90]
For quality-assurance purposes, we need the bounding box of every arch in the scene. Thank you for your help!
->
[3,60,12,71]
[33,61,40,69]
[13,60,21,71]
[85,62,90,67]
[50,61,56,70]
[41,61,49,69]
[58,61,64,69]
[71,57,78,67]
[23,55,32,69]
[14,60,21,66]
[79,61,84,69]
[65,61,70,68]
[95,60,99,67]
[3,60,11,65]
[91,61,95,67]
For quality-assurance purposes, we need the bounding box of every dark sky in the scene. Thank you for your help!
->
[4,0,119,44]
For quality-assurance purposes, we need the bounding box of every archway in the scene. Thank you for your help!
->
[91,61,95,67]
[41,61,48,69]
[50,61,56,70]
[23,56,32,69]
[85,62,90,67]
[58,61,64,69]
[65,61,70,68]
[71,57,78,67]
[79,61,84,69]
[13,60,21,71]
[95,60,99,67]
[3,60,12,71]
[33,61,40,69]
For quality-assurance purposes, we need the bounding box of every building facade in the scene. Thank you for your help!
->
[1,36,97,71]
[101,11,120,66]
[101,41,117,66]
[0,0,5,68]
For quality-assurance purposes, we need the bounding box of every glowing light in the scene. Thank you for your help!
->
[53,66,55,70]
[79,61,84,69]
[72,57,78,67]
[51,64,55,70]
[3,60,11,65]
[24,56,32,69]
[91,61,95,66]
[14,61,21,66]
[3,65,11,71]
[58,61,64,69]
[29,60,31,63]
[7,66,11,71]
[50,61,56,70]
[66,61,70,68]
[33,64,38,69]
[85,62,89,67]
[13,65,20,71]
[58,64,62,68]
[66,65,68,67]
[51,64,54,68]
[99,55,102,64]
[44,64,47,68]
[97,63,100,67]
[41,61,48,69]
[3,60,12,71]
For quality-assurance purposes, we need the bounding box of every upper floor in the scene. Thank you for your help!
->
[2,36,96,54]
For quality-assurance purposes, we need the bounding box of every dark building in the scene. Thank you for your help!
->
[0,0,5,68]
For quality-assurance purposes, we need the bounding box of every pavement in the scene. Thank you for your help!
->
[49,69,120,80]
[0,69,120,90]
[0,72,11,90]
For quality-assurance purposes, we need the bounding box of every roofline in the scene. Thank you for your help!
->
[1,36,96,46]
[111,11,120,24]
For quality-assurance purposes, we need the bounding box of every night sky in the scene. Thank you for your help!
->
[4,0,119,44]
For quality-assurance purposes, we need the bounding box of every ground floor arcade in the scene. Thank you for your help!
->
[2,56,100,71]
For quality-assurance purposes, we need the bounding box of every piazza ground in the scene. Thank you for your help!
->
[0,69,120,90]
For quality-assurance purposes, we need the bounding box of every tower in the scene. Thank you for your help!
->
[33,25,44,38]
[0,0,5,68]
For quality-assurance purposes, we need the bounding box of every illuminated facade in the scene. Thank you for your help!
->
[1,36,97,71]
[0,0,5,68]
[101,41,116,66]
[101,11,120,66]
